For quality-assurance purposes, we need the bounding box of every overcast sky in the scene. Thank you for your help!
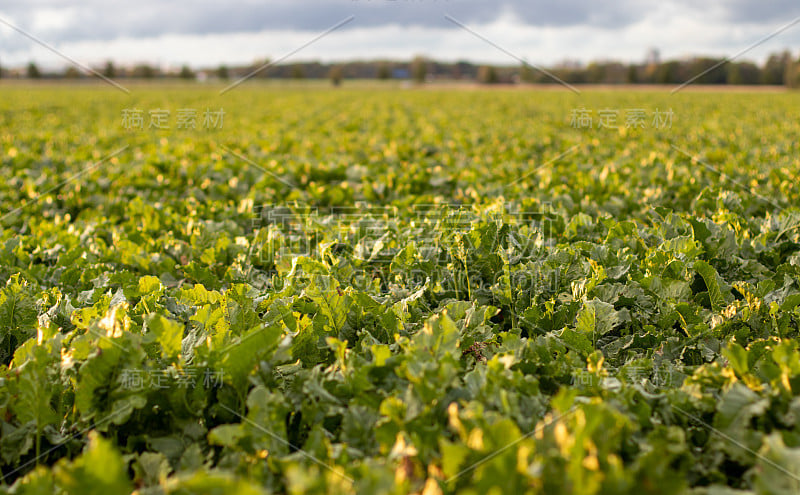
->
[1,1,799,69]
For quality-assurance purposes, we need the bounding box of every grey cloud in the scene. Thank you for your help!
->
[1,0,798,61]
[722,0,800,23]
[1,0,658,44]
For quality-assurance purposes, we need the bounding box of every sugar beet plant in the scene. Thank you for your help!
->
[0,86,799,494]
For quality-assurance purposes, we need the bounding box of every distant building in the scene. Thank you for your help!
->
[646,48,661,66]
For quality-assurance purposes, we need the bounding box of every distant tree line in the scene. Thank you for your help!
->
[3,50,799,87]
[521,51,800,87]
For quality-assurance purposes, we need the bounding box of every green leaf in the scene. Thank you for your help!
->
[208,424,245,448]
[715,383,769,463]
[146,313,184,359]
[221,323,284,390]
[575,299,619,343]
[133,451,171,487]
[694,261,733,312]
[560,328,595,356]
[304,276,351,333]
[13,346,59,449]
[0,422,35,465]
[753,433,800,494]
[723,342,749,376]
[0,274,38,363]
[53,432,133,495]
[179,284,224,306]
[164,470,267,495]
[291,314,325,367]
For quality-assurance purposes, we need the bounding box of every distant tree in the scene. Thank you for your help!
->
[686,57,727,84]
[761,51,790,84]
[64,66,81,78]
[133,64,156,78]
[410,56,427,83]
[477,65,499,84]
[27,62,41,79]
[786,54,800,89]
[558,67,587,84]
[290,64,305,79]
[627,65,639,84]
[376,62,391,80]
[519,63,536,83]
[655,61,681,84]
[454,61,476,80]
[602,63,627,84]
[726,63,742,85]
[641,61,658,84]
[329,65,343,86]
[585,62,604,83]
[217,65,229,80]
[726,62,760,85]
[103,61,115,78]
[250,59,271,78]
[179,65,195,80]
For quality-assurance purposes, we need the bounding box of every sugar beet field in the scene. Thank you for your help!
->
[1,85,800,494]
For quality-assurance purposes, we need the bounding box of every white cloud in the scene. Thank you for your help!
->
[30,7,78,33]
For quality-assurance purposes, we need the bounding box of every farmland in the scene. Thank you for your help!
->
[1,84,800,494]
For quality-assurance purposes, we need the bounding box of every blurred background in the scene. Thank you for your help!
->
[1,0,800,86]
